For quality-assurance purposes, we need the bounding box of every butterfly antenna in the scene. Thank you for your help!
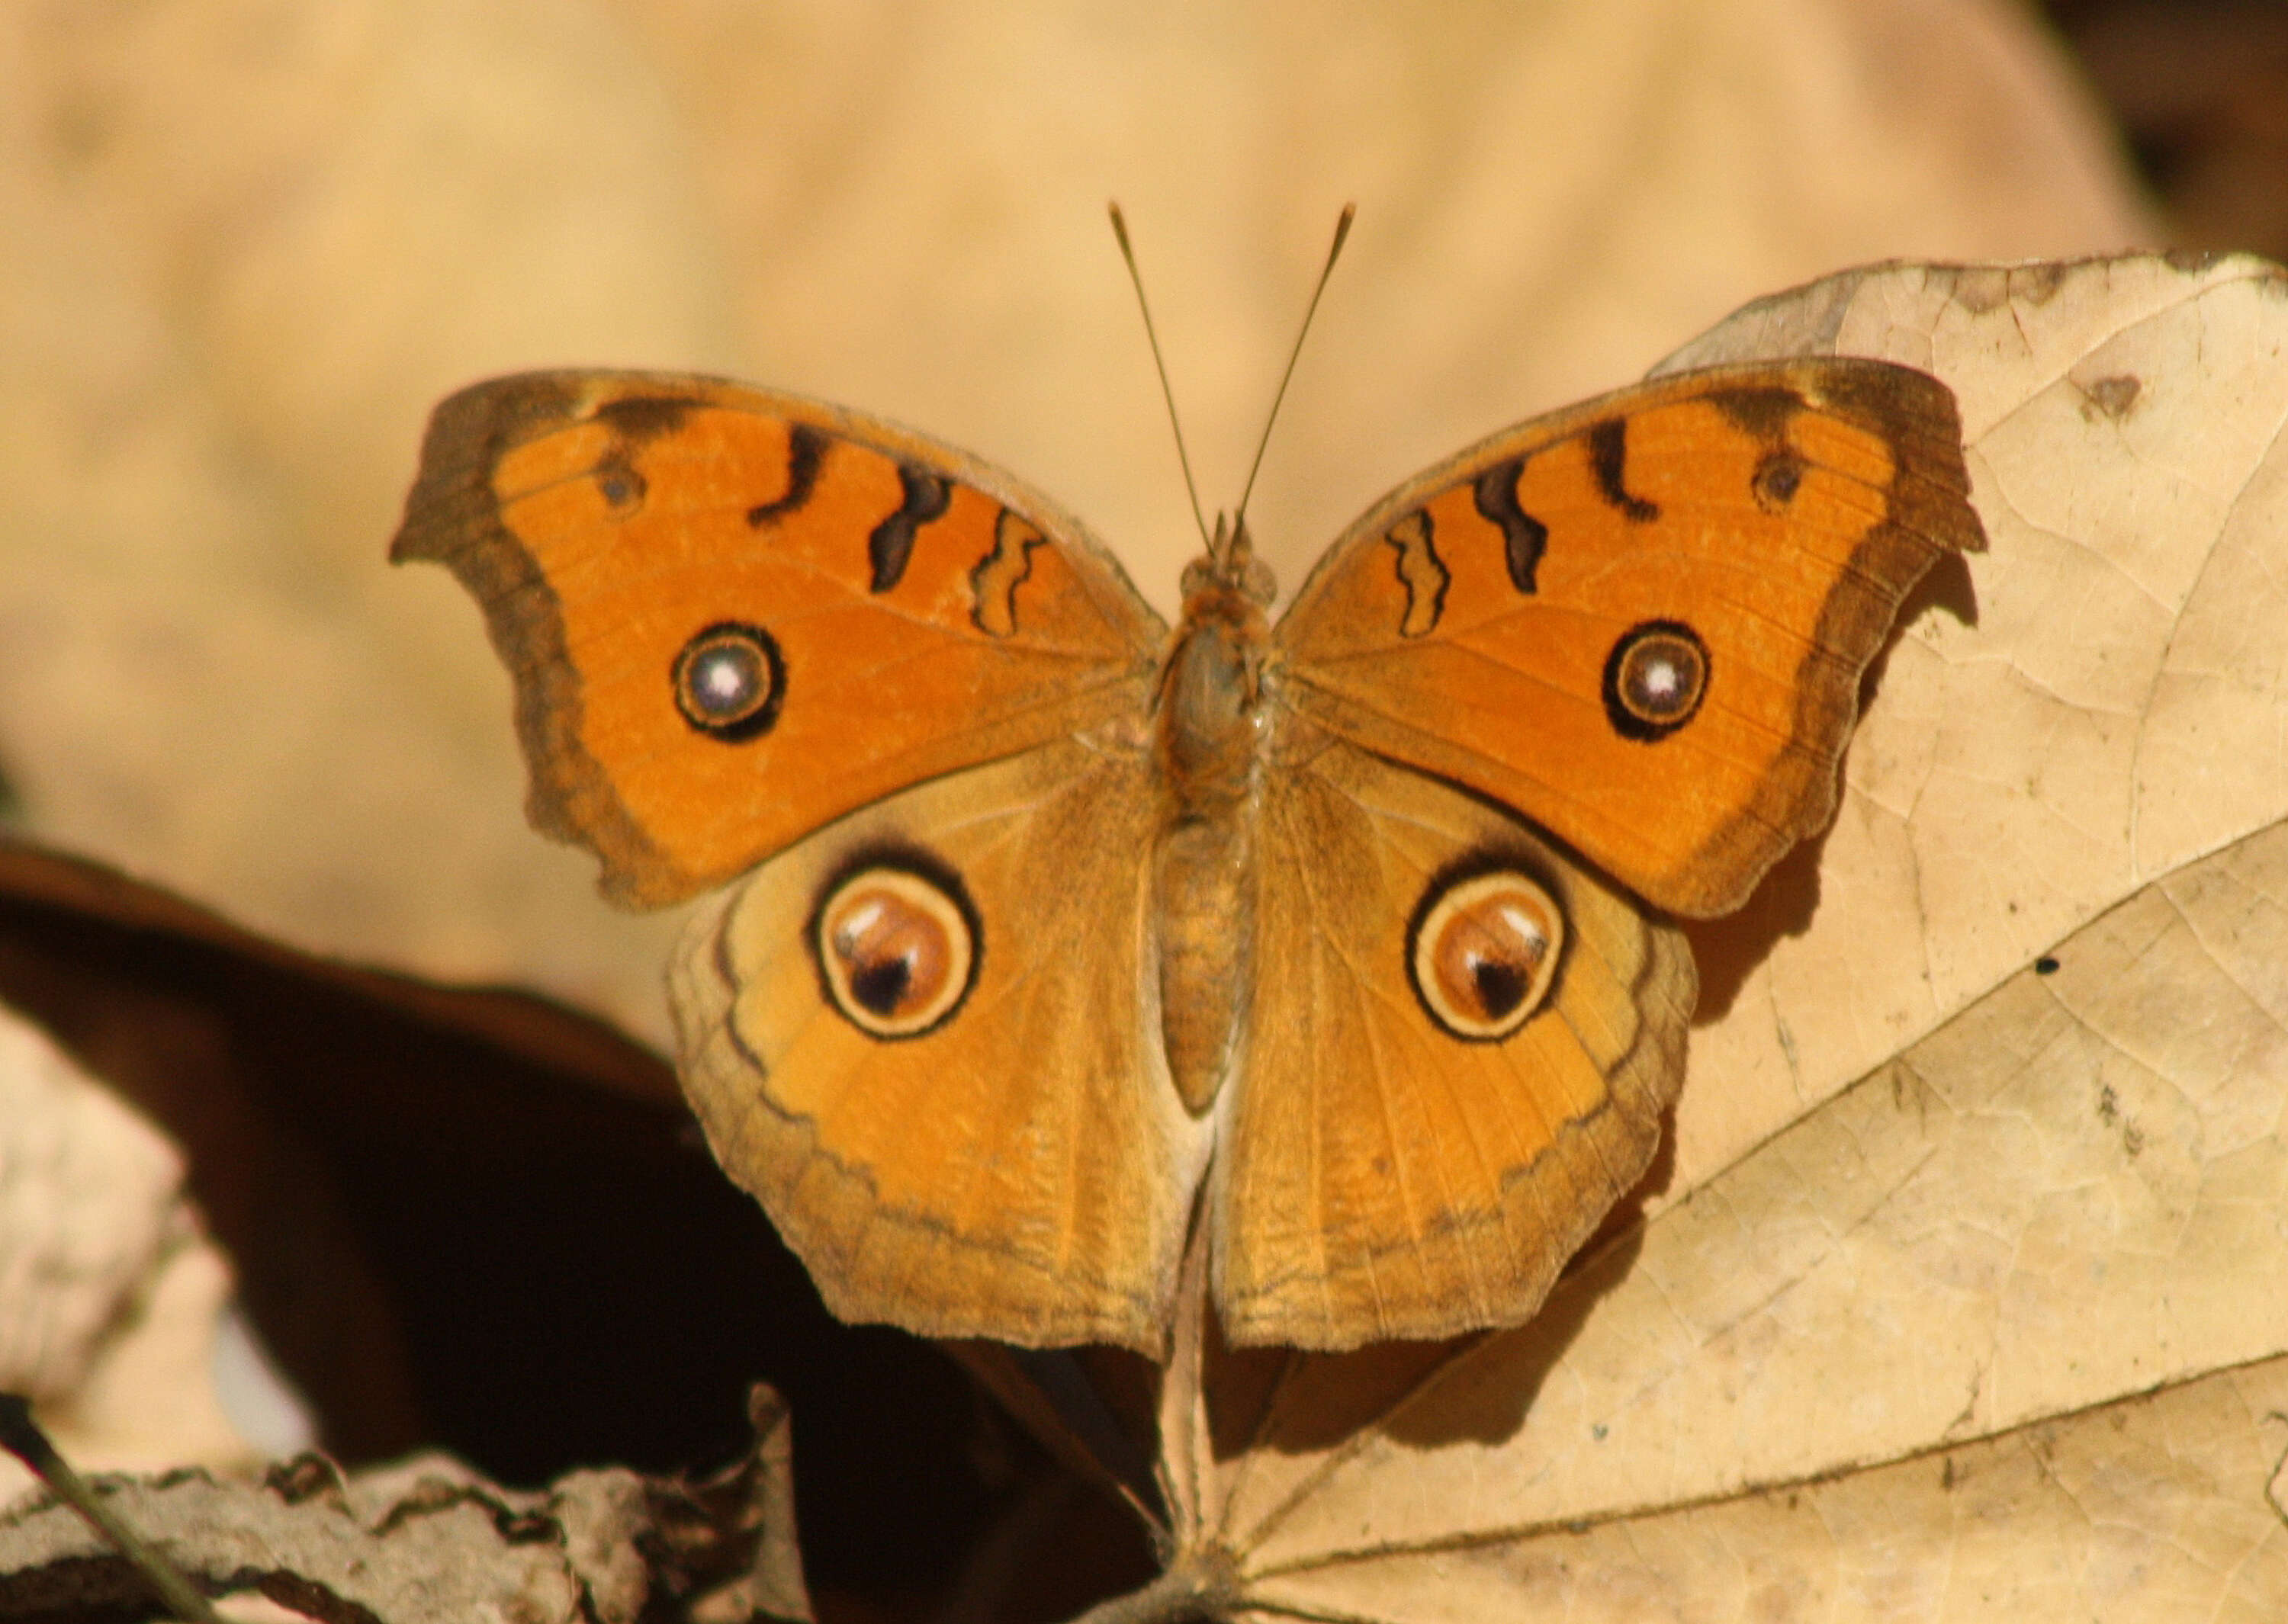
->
[1232,204,1356,536]
[1108,202,1213,556]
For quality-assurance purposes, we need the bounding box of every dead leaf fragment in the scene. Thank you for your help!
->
[0,1002,270,1510]
[0,1388,810,1624]
[1242,1356,2288,1622]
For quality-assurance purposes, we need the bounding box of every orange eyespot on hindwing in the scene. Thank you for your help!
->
[673,621,786,742]
[810,857,980,1040]
[1602,619,1708,742]
[1407,865,1566,1042]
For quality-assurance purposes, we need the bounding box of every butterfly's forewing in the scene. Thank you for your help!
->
[392,371,1166,907]
[1213,731,1695,1348]
[673,737,1210,1352]
[1274,360,1984,919]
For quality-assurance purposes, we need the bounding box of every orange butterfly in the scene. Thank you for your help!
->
[394,336,1980,1353]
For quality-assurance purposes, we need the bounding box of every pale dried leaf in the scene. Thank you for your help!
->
[1130,252,2288,1622]
[1247,1356,2288,1622]
[0,1003,263,1508]
[0,1003,182,1398]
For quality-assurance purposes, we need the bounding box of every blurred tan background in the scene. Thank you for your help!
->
[0,0,2224,1047]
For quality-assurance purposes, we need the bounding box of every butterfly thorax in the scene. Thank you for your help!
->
[1152,538,1274,1116]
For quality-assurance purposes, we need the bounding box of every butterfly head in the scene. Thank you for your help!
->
[1181,512,1277,611]
[1162,511,1277,798]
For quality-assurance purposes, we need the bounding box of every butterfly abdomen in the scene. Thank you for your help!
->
[1155,815,1253,1117]
[1152,577,1272,1117]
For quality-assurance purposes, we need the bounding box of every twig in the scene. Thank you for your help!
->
[0,1391,223,1623]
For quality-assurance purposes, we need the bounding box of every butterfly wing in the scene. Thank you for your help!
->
[673,737,1210,1352]
[1274,359,1984,917]
[1213,730,1695,1348]
[393,371,1166,906]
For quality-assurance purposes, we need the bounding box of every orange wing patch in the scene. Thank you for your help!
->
[1277,359,1984,918]
[393,372,1164,907]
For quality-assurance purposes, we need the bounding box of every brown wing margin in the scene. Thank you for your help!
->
[392,373,654,890]
[1698,361,1985,904]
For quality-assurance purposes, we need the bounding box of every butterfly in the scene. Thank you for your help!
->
[392,354,1983,1354]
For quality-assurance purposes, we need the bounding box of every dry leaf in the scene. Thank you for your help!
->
[0,1002,267,1509]
[0,1387,811,1624]
[1072,252,2288,1621]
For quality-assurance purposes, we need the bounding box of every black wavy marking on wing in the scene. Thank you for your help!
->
[1586,419,1659,522]
[746,425,828,526]
[1472,458,1550,592]
[869,463,953,592]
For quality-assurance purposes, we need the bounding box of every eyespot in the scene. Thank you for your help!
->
[673,621,785,742]
[811,859,979,1040]
[1408,867,1565,1042]
[1602,620,1708,742]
